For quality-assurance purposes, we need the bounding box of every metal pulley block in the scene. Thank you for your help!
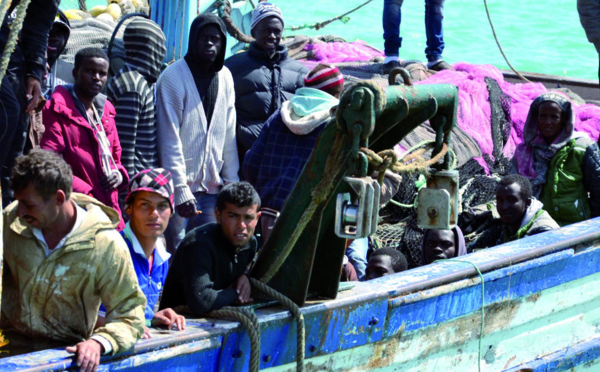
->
[335,176,381,239]
[417,170,459,230]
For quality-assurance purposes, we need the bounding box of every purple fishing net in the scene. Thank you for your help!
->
[300,43,600,173]
[409,63,600,172]
[304,41,383,63]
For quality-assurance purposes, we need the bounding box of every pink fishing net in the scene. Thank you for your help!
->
[301,43,600,173]
[411,63,600,172]
[304,41,383,63]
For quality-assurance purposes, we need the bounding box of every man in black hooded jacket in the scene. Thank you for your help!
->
[157,13,239,251]
[225,2,308,165]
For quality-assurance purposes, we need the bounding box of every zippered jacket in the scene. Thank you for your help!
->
[539,136,600,225]
[1,193,146,354]
[41,85,129,230]
[225,42,309,158]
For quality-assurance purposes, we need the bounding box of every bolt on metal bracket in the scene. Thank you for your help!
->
[335,176,381,239]
[417,170,459,230]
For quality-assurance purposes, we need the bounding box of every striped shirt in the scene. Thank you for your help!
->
[106,18,166,178]
[107,66,158,178]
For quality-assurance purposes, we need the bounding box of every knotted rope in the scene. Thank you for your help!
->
[208,278,306,372]
[78,0,87,12]
[0,0,31,87]
[359,143,450,181]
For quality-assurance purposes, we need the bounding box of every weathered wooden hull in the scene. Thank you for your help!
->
[2,218,600,371]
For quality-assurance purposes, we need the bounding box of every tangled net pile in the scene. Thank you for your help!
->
[303,58,600,267]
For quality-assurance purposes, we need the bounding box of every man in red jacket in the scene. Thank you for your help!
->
[41,47,129,230]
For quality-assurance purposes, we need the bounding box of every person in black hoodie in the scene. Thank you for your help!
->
[225,2,308,166]
[160,181,261,315]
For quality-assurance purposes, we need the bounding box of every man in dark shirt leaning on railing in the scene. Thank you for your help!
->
[159,182,261,315]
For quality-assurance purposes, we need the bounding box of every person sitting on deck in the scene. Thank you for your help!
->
[156,13,238,251]
[496,174,559,243]
[511,92,600,226]
[225,2,309,165]
[159,182,261,315]
[41,47,129,231]
[364,248,408,280]
[422,226,467,265]
[2,150,145,371]
[97,168,186,339]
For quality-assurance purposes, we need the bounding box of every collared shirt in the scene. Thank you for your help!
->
[31,202,87,257]
[100,223,170,323]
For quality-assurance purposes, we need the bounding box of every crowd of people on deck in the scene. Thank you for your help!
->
[0,0,599,370]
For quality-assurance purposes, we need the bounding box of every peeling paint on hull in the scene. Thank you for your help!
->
[2,219,600,371]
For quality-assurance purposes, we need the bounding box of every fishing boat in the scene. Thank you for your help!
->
[1,1,600,371]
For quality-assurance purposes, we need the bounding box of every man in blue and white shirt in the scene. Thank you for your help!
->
[99,168,185,338]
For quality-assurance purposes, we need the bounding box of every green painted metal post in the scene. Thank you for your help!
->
[251,82,459,306]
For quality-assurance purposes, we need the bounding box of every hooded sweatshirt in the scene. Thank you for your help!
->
[106,18,167,179]
[184,13,228,127]
[156,14,238,206]
[243,87,337,210]
[2,193,145,354]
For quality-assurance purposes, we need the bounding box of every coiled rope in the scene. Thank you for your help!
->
[0,0,31,87]
[483,0,530,82]
[208,278,306,372]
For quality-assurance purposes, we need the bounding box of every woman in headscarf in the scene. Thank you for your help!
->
[511,92,600,226]
[422,226,467,265]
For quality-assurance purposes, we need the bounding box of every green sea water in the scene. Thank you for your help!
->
[61,0,598,81]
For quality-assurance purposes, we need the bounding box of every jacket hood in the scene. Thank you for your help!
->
[422,226,468,260]
[123,18,167,83]
[47,19,71,67]
[186,13,227,73]
[520,198,544,230]
[280,88,338,135]
[63,84,108,119]
[523,91,577,149]
[8,193,121,239]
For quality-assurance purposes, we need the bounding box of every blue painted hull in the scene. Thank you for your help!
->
[3,218,600,370]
